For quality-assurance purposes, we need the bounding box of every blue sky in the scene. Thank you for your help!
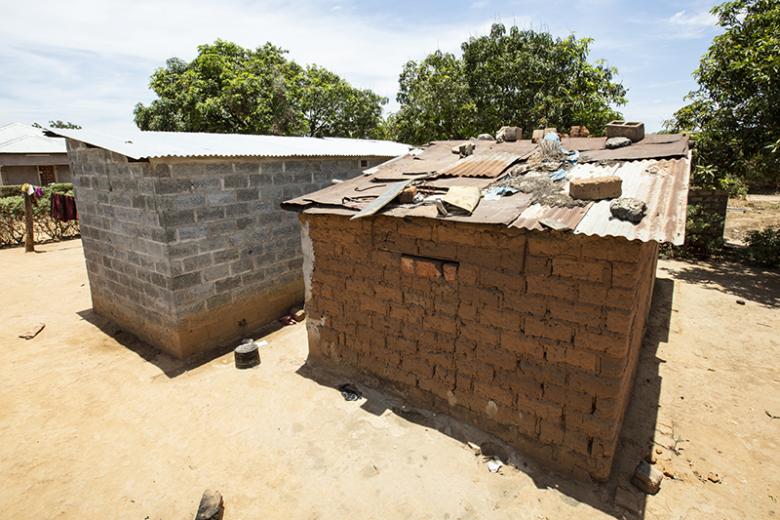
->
[0,0,721,135]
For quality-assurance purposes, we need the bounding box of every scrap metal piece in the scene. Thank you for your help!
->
[442,186,481,215]
[439,151,522,178]
[350,180,410,220]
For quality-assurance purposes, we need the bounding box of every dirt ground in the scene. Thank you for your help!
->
[725,194,780,243]
[1,240,778,519]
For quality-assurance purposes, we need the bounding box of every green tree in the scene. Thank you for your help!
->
[390,25,626,145]
[32,121,82,129]
[392,50,478,144]
[666,0,780,190]
[134,40,387,139]
[461,24,626,137]
[300,66,387,138]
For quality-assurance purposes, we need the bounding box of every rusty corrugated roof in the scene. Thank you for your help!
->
[282,135,691,244]
[438,151,523,178]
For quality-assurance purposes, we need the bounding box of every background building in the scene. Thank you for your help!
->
[0,123,70,185]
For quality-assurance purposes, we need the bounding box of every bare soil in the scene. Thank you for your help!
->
[1,240,778,519]
[725,194,780,243]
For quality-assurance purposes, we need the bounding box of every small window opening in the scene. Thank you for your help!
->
[360,159,369,168]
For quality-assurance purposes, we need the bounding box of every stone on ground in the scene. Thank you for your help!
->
[195,489,224,520]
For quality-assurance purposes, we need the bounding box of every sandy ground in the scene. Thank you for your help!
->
[725,194,780,243]
[1,240,778,519]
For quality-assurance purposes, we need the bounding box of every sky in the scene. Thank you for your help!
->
[0,0,722,136]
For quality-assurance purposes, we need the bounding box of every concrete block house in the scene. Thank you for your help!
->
[52,128,408,359]
[283,134,691,480]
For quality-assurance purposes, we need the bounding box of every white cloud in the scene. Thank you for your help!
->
[0,0,512,133]
[669,9,717,27]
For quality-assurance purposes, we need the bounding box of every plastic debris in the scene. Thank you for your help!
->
[483,186,519,201]
[486,458,503,473]
[548,169,567,182]
[338,383,362,401]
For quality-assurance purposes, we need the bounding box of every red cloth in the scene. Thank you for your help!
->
[50,193,78,222]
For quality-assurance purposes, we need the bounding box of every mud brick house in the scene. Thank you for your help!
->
[283,133,691,480]
[50,128,408,359]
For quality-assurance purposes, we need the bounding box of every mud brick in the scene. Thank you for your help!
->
[414,257,443,279]
[606,309,633,335]
[501,332,543,359]
[526,255,551,276]
[569,176,622,200]
[539,419,565,445]
[581,238,641,263]
[574,328,629,356]
[398,221,433,240]
[612,262,639,289]
[525,317,573,343]
[527,232,580,257]
[442,262,458,283]
[553,256,610,283]
[400,255,416,275]
[527,276,577,301]
[564,347,598,373]
[504,292,546,316]
[517,395,562,421]
[480,306,521,332]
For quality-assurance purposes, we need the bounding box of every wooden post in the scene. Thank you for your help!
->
[24,192,34,252]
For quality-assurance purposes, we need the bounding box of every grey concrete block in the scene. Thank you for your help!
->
[207,191,237,206]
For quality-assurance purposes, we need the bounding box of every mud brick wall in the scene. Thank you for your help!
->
[300,213,658,480]
[67,137,388,358]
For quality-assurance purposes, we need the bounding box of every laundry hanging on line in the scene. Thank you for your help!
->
[50,193,78,222]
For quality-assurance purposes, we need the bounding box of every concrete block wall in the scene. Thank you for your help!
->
[300,213,659,480]
[67,137,387,358]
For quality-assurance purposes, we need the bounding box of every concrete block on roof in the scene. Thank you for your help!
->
[606,121,645,142]
[569,176,623,200]
[496,126,521,142]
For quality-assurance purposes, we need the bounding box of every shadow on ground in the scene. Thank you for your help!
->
[298,276,675,519]
[662,260,780,308]
[76,308,283,378]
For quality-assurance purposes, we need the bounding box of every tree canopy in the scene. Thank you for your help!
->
[391,24,626,145]
[666,0,780,190]
[134,40,387,139]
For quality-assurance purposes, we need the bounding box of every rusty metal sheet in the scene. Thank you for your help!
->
[442,186,481,214]
[426,176,494,189]
[580,135,689,162]
[573,156,691,245]
[371,141,462,180]
[442,192,534,225]
[560,137,607,151]
[439,151,522,178]
[350,181,410,220]
[510,203,593,232]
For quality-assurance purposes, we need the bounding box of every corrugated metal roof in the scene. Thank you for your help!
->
[572,158,690,244]
[282,135,691,244]
[46,128,410,160]
[0,122,66,154]
[438,151,523,178]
